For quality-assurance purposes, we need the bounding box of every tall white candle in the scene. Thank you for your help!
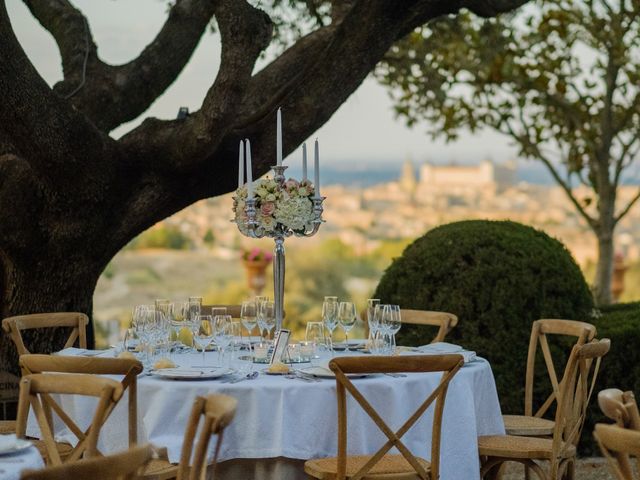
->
[238,140,244,188]
[314,139,320,198]
[246,139,253,199]
[276,108,282,166]
[302,143,307,181]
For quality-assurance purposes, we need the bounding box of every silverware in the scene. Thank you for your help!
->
[384,372,407,378]
[228,371,258,384]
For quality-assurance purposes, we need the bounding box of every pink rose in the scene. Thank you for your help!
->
[260,201,276,216]
[285,179,299,191]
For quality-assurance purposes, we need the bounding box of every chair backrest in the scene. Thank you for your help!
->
[598,389,640,431]
[329,354,464,480]
[20,354,143,449]
[549,339,610,476]
[16,373,123,466]
[2,313,89,355]
[177,394,238,480]
[20,444,155,480]
[202,305,241,319]
[594,423,640,480]
[400,310,458,343]
[524,318,597,418]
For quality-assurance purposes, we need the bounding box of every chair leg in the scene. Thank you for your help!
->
[480,457,504,480]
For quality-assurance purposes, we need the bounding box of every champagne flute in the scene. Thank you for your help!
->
[261,301,276,340]
[214,315,233,367]
[338,301,357,351]
[255,296,268,339]
[241,300,258,342]
[322,296,339,353]
[194,315,214,366]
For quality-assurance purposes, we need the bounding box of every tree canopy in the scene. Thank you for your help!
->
[377,0,640,304]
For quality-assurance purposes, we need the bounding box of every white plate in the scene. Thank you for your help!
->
[300,366,368,379]
[150,368,233,380]
[0,436,32,456]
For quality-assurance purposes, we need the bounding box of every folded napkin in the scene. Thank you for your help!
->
[416,343,477,363]
[0,434,17,451]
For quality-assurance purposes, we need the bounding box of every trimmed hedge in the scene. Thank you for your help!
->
[580,302,640,454]
[374,220,594,421]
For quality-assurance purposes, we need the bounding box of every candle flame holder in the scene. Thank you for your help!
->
[232,164,325,331]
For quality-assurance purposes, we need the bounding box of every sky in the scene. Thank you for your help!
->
[6,0,519,167]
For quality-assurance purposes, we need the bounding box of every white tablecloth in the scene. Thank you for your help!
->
[0,446,44,480]
[27,350,504,480]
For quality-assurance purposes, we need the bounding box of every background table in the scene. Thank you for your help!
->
[0,445,44,480]
[27,350,504,480]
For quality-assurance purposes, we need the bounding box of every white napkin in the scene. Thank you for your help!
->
[54,347,110,357]
[417,343,477,363]
[0,434,17,451]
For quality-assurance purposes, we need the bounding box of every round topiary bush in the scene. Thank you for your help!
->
[374,220,594,414]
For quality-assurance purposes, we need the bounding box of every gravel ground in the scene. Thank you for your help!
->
[499,457,623,479]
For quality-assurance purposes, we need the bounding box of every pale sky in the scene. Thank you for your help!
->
[6,0,518,166]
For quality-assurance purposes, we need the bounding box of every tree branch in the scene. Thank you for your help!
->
[615,187,640,225]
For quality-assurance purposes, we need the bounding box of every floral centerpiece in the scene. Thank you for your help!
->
[242,247,274,263]
[233,177,317,236]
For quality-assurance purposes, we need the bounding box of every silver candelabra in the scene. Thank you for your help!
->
[233,165,325,331]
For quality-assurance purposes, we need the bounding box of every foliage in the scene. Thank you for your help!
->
[581,301,640,454]
[377,0,640,304]
[203,228,215,247]
[127,226,192,251]
[242,247,274,262]
[374,220,594,414]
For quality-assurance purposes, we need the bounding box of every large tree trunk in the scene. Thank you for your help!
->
[593,228,614,305]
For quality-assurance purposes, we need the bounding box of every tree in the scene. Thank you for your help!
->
[0,0,527,372]
[377,0,640,305]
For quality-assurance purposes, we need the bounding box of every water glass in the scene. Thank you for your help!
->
[305,321,327,357]
[338,301,357,351]
[299,341,315,362]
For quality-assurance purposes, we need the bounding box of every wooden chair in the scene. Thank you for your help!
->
[479,338,610,480]
[304,354,464,480]
[503,319,596,437]
[598,389,640,431]
[2,312,89,355]
[176,394,238,480]
[20,354,177,480]
[594,423,640,480]
[20,444,155,480]
[16,373,123,466]
[400,310,458,344]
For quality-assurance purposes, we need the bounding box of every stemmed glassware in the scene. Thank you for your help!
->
[378,304,401,353]
[240,300,258,342]
[259,301,276,340]
[214,314,233,367]
[322,296,339,353]
[338,301,357,351]
[193,315,215,366]
[305,321,326,361]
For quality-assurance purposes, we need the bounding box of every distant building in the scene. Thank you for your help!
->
[399,160,417,194]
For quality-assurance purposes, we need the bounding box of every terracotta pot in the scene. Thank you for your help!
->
[243,259,271,296]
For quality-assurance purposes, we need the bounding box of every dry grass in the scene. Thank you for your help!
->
[499,457,639,479]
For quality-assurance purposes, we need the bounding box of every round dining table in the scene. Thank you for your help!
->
[0,444,44,480]
[26,347,505,480]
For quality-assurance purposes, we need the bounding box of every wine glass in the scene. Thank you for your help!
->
[386,305,402,350]
[240,300,257,341]
[187,297,202,324]
[366,299,380,334]
[194,315,214,366]
[260,301,276,339]
[213,315,233,367]
[338,301,357,351]
[255,296,268,339]
[322,296,339,353]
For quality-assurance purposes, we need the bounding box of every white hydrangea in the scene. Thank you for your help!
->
[274,197,313,231]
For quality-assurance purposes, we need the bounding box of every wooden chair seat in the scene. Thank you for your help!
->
[141,458,179,480]
[502,414,555,436]
[0,420,16,434]
[305,454,431,479]
[478,435,576,460]
[32,440,74,463]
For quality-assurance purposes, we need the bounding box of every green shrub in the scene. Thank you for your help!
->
[580,302,640,454]
[128,225,192,250]
[374,220,594,419]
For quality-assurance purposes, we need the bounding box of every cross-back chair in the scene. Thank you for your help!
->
[598,389,640,431]
[503,319,596,437]
[479,338,610,480]
[2,312,89,356]
[16,373,123,466]
[594,423,640,480]
[176,394,238,480]
[304,354,464,480]
[20,444,156,480]
[399,310,458,344]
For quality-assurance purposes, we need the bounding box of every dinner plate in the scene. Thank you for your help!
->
[0,435,32,456]
[150,367,233,380]
[300,366,368,379]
